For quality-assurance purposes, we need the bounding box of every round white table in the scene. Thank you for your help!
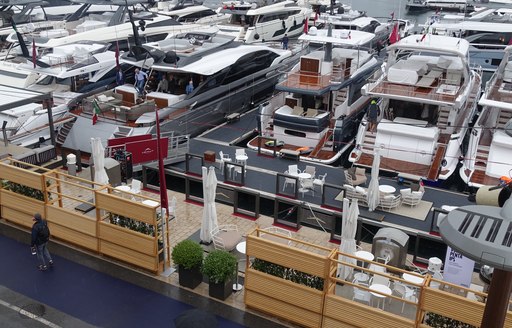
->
[353,272,369,284]
[233,241,246,291]
[115,185,131,192]
[142,199,159,207]
[379,185,396,194]
[355,250,374,262]
[297,172,311,180]
[369,284,392,309]
[235,154,248,165]
[403,272,424,285]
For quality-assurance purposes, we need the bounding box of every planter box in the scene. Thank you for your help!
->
[0,190,45,228]
[209,279,233,301]
[178,266,203,289]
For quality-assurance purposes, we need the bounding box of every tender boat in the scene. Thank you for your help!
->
[247,27,383,164]
[216,0,311,43]
[460,45,512,187]
[349,34,482,183]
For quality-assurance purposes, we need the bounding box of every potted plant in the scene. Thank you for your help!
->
[202,250,237,300]
[171,240,204,289]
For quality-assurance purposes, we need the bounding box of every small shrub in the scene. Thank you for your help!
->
[202,250,237,284]
[171,240,203,270]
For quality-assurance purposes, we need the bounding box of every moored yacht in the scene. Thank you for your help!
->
[460,45,512,187]
[406,0,475,13]
[154,5,229,25]
[349,34,482,183]
[57,30,302,153]
[216,0,311,43]
[247,27,383,164]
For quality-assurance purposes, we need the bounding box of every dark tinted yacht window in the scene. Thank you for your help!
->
[222,50,278,85]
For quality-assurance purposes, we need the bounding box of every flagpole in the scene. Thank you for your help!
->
[155,107,172,276]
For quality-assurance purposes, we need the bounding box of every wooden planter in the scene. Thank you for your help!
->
[209,279,233,301]
[178,266,203,289]
[0,190,45,228]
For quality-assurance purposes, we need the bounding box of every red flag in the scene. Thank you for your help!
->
[92,100,100,125]
[303,18,308,34]
[508,38,512,46]
[155,109,168,213]
[115,40,120,68]
[389,22,400,45]
[32,39,36,68]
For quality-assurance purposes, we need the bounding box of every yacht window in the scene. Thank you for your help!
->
[222,50,278,85]
[69,57,99,71]
[284,129,306,138]
[36,75,54,85]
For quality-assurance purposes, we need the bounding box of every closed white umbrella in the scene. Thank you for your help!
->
[90,137,109,184]
[367,148,381,212]
[338,198,359,280]
[200,166,218,244]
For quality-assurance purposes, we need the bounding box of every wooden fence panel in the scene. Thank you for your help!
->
[322,294,414,328]
[47,206,96,236]
[95,192,156,225]
[99,240,157,272]
[50,224,98,251]
[246,235,328,277]
[422,287,484,327]
[98,222,155,255]
[0,163,43,190]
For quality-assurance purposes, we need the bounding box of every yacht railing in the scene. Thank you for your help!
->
[365,78,461,103]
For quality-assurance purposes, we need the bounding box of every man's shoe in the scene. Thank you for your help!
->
[48,260,54,266]
[38,265,47,271]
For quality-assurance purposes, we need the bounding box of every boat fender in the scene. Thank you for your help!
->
[293,19,296,26]
[282,20,286,29]
[254,33,259,40]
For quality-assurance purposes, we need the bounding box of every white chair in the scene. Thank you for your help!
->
[288,164,300,175]
[168,196,177,221]
[393,282,416,313]
[344,167,367,186]
[400,188,424,207]
[352,283,371,305]
[283,170,297,191]
[299,177,315,197]
[219,151,231,174]
[370,273,390,287]
[130,179,142,200]
[235,149,247,165]
[304,165,316,179]
[261,226,292,245]
[313,173,327,194]
[378,194,401,211]
[211,224,242,251]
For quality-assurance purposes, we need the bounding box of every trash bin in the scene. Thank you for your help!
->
[67,154,77,176]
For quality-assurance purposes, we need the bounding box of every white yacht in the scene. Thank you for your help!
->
[247,27,383,164]
[349,34,482,184]
[154,5,229,24]
[216,0,311,43]
[406,0,475,13]
[427,19,512,72]
[460,45,512,187]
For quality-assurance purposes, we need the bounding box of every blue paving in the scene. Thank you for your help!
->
[0,235,244,328]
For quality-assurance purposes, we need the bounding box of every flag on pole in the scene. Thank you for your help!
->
[32,39,36,68]
[389,22,400,45]
[348,31,351,39]
[92,100,101,125]
[115,40,120,68]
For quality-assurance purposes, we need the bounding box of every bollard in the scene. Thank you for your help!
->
[67,153,77,176]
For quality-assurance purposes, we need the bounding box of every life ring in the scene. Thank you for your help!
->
[265,140,284,147]
[296,146,312,155]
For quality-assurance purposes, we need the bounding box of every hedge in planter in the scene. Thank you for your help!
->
[171,240,204,289]
[202,250,237,300]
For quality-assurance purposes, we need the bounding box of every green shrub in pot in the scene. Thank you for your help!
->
[171,240,204,289]
[202,250,237,300]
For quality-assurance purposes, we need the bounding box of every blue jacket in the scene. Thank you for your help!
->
[31,219,49,246]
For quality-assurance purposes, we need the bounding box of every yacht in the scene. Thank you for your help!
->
[460,45,512,187]
[349,34,482,183]
[247,27,383,164]
[216,0,311,43]
[427,20,512,72]
[154,5,229,24]
[406,0,475,13]
[57,30,302,153]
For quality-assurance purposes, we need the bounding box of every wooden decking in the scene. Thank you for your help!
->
[357,152,431,178]
[278,72,332,91]
[247,136,337,162]
[368,80,458,104]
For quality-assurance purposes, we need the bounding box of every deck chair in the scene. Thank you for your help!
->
[344,167,367,186]
[304,165,316,179]
[352,283,371,305]
[219,151,231,175]
[313,173,326,194]
[393,282,416,313]
[299,177,315,197]
[400,188,424,207]
[370,273,390,287]
[129,179,142,200]
[283,170,297,191]
[261,226,292,245]
[211,224,242,251]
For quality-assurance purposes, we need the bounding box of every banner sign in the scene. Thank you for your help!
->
[125,138,168,164]
[443,246,475,288]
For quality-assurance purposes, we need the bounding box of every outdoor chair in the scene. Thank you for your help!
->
[352,283,371,305]
[288,164,300,175]
[343,184,368,206]
[211,224,242,252]
[168,196,177,222]
[304,165,316,179]
[129,179,142,200]
[378,194,401,211]
[219,151,231,175]
[299,177,315,197]
[313,173,326,194]
[344,167,367,186]
[393,282,416,313]
[261,226,292,245]
[369,273,390,287]
[283,170,297,191]
[400,188,424,207]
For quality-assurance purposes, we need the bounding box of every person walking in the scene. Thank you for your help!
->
[115,67,124,86]
[282,34,289,50]
[134,68,148,96]
[31,213,53,271]
[368,99,380,132]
